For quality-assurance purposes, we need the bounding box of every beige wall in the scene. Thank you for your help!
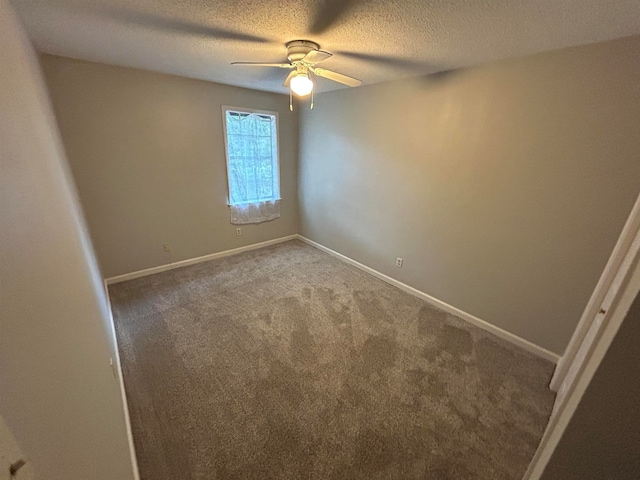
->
[540,285,640,479]
[0,2,135,478]
[298,35,640,355]
[41,55,299,278]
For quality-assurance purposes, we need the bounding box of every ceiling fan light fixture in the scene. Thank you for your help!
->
[290,73,313,97]
[231,40,362,109]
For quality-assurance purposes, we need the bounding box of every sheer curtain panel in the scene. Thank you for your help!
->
[223,109,280,225]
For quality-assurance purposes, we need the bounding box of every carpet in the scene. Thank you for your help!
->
[109,240,555,479]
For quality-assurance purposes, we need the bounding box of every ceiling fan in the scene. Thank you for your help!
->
[232,40,362,110]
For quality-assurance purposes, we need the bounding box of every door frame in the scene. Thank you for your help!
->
[550,192,640,393]
[525,191,640,479]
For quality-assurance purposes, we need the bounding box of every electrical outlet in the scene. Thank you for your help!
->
[236,228,242,236]
[395,257,403,268]
[163,243,170,252]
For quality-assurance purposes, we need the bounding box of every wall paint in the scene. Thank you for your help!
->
[540,285,640,479]
[0,2,135,479]
[40,55,299,278]
[298,35,640,355]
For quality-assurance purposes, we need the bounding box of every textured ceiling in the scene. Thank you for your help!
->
[12,0,640,94]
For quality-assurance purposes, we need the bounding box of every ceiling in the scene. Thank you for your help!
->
[12,0,640,94]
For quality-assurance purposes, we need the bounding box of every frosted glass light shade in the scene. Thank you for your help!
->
[290,74,313,96]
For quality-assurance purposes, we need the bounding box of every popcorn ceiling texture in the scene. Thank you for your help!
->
[109,240,555,479]
[13,0,640,94]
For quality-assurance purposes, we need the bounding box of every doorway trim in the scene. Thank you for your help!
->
[550,192,640,393]
[525,190,640,478]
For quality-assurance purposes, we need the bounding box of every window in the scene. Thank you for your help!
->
[222,106,280,224]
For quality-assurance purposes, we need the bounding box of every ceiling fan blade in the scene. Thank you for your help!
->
[309,0,360,34]
[302,49,333,64]
[232,62,293,68]
[96,7,271,43]
[311,67,362,87]
[283,71,297,87]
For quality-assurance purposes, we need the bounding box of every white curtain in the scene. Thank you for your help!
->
[225,111,280,225]
[230,200,281,225]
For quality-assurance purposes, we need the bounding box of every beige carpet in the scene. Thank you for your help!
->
[109,240,555,479]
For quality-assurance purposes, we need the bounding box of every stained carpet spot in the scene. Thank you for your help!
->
[422,345,439,363]
[418,304,446,336]
[260,312,272,326]
[360,335,398,373]
[476,337,517,381]
[406,368,428,389]
[354,290,394,325]
[441,324,474,356]
[315,286,352,327]
[354,428,396,472]
[291,315,317,365]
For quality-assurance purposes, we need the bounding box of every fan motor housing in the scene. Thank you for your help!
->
[286,40,320,63]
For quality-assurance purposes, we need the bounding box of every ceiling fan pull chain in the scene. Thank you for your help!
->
[289,89,293,112]
[310,89,314,110]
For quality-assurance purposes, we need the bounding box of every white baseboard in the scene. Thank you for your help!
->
[105,235,298,285]
[102,279,140,480]
[296,235,560,364]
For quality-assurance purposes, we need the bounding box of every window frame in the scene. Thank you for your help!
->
[221,105,281,206]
